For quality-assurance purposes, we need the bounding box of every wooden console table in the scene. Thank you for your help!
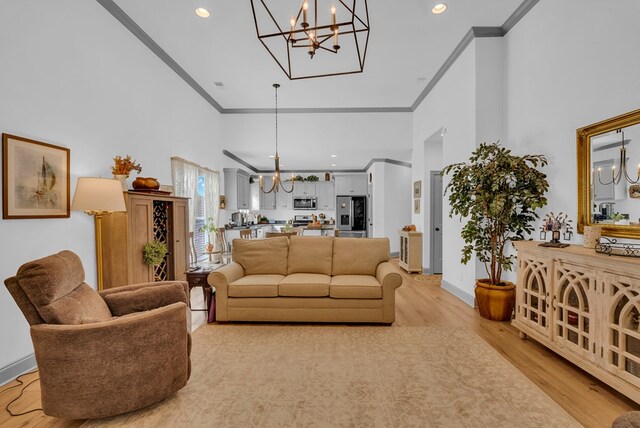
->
[513,240,640,404]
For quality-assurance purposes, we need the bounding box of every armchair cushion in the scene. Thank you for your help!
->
[14,250,112,324]
[103,282,188,317]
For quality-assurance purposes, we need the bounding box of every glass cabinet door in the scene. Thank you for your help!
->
[553,264,596,362]
[516,256,552,337]
[604,272,640,387]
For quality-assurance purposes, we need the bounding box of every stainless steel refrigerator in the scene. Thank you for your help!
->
[337,196,367,238]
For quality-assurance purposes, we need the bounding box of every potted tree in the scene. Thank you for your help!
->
[443,142,549,321]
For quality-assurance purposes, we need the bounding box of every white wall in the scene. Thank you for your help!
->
[500,0,640,281]
[383,163,412,253]
[0,1,222,374]
[411,0,640,303]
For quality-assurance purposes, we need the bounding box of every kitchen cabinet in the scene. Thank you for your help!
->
[224,168,251,210]
[335,175,367,196]
[293,182,317,198]
[99,192,189,289]
[316,182,335,210]
[259,187,277,210]
[277,191,293,209]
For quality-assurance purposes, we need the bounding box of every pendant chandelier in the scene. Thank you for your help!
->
[260,84,294,194]
[597,129,639,185]
[250,0,370,80]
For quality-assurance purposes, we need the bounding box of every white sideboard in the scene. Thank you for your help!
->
[513,240,640,404]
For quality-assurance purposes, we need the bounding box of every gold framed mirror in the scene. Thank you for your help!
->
[577,108,640,239]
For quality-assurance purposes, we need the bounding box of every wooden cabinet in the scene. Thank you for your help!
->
[100,192,190,289]
[224,168,251,210]
[513,241,640,404]
[335,175,367,195]
[293,182,317,198]
[316,182,335,210]
[399,231,422,273]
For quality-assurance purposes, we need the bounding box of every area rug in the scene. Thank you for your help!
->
[82,325,579,427]
[414,274,441,285]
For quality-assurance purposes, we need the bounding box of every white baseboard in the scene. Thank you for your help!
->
[0,354,37,386]
[441,280,475,308]
[422,268,432,274]
[390,252,399,257]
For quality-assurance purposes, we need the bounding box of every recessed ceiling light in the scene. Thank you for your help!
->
[331,163,337,167]
[195,7,210,18]
[417,77,427,82]
[330,154,337,158]
[432,3,447,14]
[268,155,275,158]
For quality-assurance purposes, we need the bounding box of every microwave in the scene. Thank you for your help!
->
[293,197,317,210]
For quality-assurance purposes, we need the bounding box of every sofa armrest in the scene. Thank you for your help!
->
[377,262,403,324]
[207,262,245,321]
[377,262,403,290]
[30,302,189,419]
[99,280,189,301]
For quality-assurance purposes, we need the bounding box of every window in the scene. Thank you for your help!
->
[171,157,220,265]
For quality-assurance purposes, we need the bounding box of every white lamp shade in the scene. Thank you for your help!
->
[71,177,126,212]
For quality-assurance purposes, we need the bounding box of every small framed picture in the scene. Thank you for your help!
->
[413,180,422,198]
[2,134,70,219]
[414,199,420,214]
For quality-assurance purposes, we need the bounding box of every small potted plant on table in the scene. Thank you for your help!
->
[199,218,217,252]
[443,142,549,321]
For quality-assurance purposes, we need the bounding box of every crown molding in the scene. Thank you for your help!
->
[96,0,539,115]
[223,151,411,174]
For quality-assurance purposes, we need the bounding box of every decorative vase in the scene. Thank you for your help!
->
[583,225,601,249]
[474,279,516,321]
[113,174,128,191]
[132,177,160,190]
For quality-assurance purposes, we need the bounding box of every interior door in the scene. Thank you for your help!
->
[430,171,443,274]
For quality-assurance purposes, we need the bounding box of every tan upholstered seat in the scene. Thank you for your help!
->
[330,275,383,299]
[4,250,191,419]
[228,274,283,297]
[279,273,331,297]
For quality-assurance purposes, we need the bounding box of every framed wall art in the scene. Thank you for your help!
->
[413,180,422,198]
[414,199,420,214]
[2,134,70,219]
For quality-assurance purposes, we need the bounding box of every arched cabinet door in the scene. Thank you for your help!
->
[515,255,552,338]
[604,273,640,388]
[552,263,597,362]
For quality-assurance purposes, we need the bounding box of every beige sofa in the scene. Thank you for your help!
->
[208,236,403,324]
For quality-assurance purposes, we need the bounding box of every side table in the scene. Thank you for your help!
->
[185,264,221,320]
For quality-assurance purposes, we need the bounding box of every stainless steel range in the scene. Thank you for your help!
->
[293,214,313,227]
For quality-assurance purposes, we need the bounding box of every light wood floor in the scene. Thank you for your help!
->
[1,261,638,427]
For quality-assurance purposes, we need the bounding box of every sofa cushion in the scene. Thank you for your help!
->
[279,273,331,297]
[332,238,390,276]
[287,236,334,275]
[103,283,188,317]
[232,237,288,275]
[330,275,382,299]
[15,251,112,324]
[228,275,284,297]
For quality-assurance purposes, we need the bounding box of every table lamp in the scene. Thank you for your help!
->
[71,177,126,290]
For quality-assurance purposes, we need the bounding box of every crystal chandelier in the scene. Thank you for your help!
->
[250,0,370,80]
[260,84,294,194]
[597,129,639,185]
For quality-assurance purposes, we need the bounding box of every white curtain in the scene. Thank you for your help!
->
[171,158,199,232]
[201,167,220,230]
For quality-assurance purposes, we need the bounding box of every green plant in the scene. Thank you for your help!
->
[443,142,549,285]
[112,155,142,176]
[611,212,625,222]
[305,175,319,182]
[142,240,168,266]
[260,216,269,223]
[294,175,304,182]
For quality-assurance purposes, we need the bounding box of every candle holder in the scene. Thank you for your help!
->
[539,212,573,248]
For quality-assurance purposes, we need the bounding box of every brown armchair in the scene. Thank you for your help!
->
[4,250,191,419]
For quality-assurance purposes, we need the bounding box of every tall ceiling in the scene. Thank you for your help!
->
[112,0,524,110]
